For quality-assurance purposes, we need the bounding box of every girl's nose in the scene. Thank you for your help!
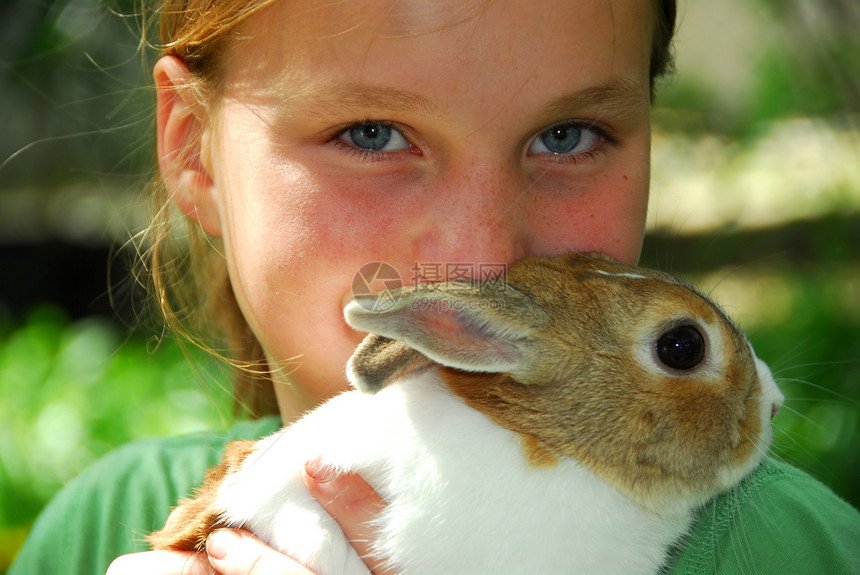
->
[412,160,531,274]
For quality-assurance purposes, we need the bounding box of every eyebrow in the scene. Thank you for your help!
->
[286,81,441,119]
[284,76,647,122]
[538,77,649,122]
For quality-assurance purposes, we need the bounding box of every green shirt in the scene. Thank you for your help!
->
[9,417,860,574]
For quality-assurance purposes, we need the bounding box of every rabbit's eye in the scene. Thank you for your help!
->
[656,325,705,370]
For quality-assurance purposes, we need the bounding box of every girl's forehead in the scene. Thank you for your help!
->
[234,0,653,64]
[222,0,653,116]
[322,0,501,36]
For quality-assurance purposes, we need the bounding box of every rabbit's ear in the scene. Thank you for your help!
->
[344,283,547,387]
[347,335,436,393]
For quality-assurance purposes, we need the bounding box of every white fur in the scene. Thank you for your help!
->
[215,370,694,575]
[595,269,648,280]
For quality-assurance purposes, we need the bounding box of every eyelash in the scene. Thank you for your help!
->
[528,121,620,166]
[329,120,618,164]
[329,121,417,163]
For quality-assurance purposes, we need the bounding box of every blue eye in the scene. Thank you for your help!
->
[528,122,603,156]
[337,122,410,152]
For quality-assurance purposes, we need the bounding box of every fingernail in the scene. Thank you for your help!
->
[206,529,236,560]
[305,457,339,483]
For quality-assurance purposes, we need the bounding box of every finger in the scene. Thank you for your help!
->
[105,550,210,575]
[303,459,393,575]
[205,528,316,575]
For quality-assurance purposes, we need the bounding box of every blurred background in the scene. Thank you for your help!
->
[0,0,858,571]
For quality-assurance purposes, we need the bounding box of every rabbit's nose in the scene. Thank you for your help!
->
[771,402,781,420]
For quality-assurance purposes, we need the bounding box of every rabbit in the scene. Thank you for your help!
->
[148,251,784,575]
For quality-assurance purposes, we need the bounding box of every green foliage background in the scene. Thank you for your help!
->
[0,306,237,566]
[1,0,858,572]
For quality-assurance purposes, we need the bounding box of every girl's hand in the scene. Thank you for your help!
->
[106,531,318,575]
[206,464,391,575]
[106,466,389,574]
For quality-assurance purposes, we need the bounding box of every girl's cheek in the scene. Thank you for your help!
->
[519,166,648,264]
[297,173,419,250]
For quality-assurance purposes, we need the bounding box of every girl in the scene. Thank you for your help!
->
[10,1,860,574]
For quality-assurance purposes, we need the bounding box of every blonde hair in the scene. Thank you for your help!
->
[139,0,280,418]
[139,0,677,419]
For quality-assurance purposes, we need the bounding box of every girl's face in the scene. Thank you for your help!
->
[194,0,655,415]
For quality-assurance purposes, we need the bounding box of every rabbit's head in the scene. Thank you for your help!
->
[345,252,783,512]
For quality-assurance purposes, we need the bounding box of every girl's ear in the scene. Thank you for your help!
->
[154,55,222,237]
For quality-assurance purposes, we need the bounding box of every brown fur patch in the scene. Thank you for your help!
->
[521,434,560,468]
[731,386,763,464]
[148,439,257,551]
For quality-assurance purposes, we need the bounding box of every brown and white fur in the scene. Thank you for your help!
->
[149,252,783,574]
